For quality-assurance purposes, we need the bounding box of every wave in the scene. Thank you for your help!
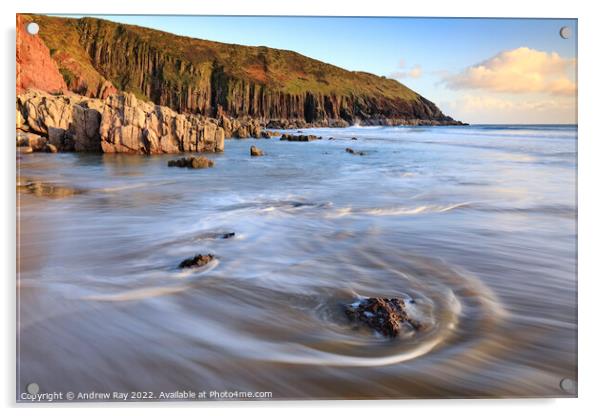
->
[327,202,471,218]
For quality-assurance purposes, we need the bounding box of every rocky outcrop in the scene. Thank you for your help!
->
[24,14,463,126]
[16,91,104,152]
[344,297,421,338]
[100,94,224,154]
[17,90,226,154]
[16,15,67,95]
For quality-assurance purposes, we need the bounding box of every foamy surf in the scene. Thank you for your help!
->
[327,202,471,218]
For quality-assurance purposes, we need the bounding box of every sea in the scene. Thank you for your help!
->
[17,124,577,400]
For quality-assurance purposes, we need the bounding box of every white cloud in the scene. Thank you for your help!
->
[390,64,422,80]
[441,94,576,124]
[444,47,576,96]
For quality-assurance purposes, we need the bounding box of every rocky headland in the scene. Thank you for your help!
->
[16,13,463,155]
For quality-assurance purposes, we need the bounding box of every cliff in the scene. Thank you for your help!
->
[16,14,67,95]
[18,14,461,126]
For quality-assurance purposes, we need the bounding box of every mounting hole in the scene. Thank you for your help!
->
[559,26,571,39]
[559,378,577,395]
[26,382,39,395]
[26,22,39,35]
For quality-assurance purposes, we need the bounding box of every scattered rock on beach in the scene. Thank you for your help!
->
[167,156,214,169]
[344,297,421,338]
[178,254,215,269]
[250,145,264,156]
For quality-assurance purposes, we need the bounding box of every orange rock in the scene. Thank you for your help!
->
[16,14,67,95]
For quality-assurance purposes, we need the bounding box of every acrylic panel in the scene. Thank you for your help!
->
[16,13,577,402]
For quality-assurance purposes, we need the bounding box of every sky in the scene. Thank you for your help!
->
[58,15,577,124]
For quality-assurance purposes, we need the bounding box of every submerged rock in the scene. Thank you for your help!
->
[178,254,215,269]
[345,147,366,156]
[250,145,264,156]
[344,297,420,338]
[192,231,235,242]
[167,156,214,169]
[17,180,82,199]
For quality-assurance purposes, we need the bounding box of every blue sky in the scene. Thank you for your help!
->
[57,15,578,124]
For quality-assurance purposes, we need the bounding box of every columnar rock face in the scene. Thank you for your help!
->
[17,90,225,154]
[24,14,462,126]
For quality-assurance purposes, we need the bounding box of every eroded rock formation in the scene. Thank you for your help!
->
[16,90,227,154]
[100,94,224,154]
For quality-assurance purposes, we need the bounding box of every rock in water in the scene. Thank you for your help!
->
[191,156,214,169]
[178,254,215,269]
[17,180,82,199]
[167,156,214,169]
[44,144,58,153]
[344,297,420,338]
[345,147,366,156]
[280,134,319,142]
[250,145,264,156]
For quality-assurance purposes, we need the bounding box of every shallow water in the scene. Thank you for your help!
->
[17,125,577,400]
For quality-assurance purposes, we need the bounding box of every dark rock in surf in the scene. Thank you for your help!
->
[195,232,235,240]
[250,145,264,156]
[351,137,358,140]
[345,147,366,156]
[178,254,215,269]
[167,156,214,169]
[344,297,421,338]
[280,133,319,142]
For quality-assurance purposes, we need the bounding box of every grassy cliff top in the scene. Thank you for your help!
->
[24,14,421,101]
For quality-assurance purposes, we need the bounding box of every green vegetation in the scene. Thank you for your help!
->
[26,13,419,101]
[19,13,455,123]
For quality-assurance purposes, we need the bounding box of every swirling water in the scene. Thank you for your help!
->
[17,125,577,399]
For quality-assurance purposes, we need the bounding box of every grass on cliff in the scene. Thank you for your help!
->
[24,14,420,103]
